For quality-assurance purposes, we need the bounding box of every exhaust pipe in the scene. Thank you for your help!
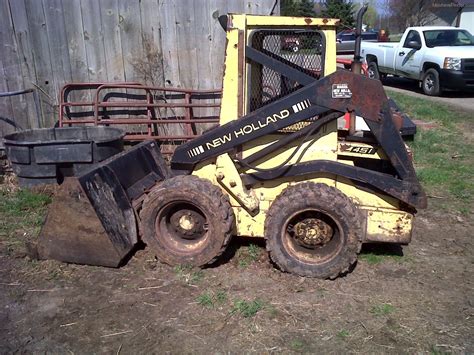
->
[351,3,368,74]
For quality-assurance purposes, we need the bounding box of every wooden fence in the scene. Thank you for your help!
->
[0,0,277,140]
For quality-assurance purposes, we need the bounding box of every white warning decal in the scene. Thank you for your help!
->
[332,83,352,99]
[292,99,311,113]
[187,145,205,157]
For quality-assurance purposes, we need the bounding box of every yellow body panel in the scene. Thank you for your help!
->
[365,208,413,244]
[218,28,242,125]
[193,14,414,243]
[244,15,340,27]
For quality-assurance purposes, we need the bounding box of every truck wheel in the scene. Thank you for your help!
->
[140,175,234,267]
[422,68,441,96]
[265,182,362,279]
[292,45,299,52]
[367,62,380,80]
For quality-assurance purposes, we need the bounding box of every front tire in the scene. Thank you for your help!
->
[265,182,363,279]
[422,68,441,96]
[367,61,380,80]
[140,175,234,266]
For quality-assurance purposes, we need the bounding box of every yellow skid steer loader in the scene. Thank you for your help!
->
[37,7,427,279]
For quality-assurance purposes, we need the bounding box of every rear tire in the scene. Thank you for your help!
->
[367,61,380,80]
[140,175,234,266]
[265,182,363,279]
[422,68,441,96]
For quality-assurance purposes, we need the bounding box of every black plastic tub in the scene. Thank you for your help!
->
[4,127,125,187]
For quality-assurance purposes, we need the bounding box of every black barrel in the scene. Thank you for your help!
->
[3,126,125,187]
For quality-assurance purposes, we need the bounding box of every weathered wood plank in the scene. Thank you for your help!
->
[62,0,91,112]
[116,0,146,130]
[138,0,164,86]
[78,0,108,127]
[100,0,125,82]
[158,0,187,135]
[0,0,13,140]
[208,0,229,89]
[0,58,15,139]
[80,0,108,82]
[117,0,143,81]
[62,1,88,82]
[158,0,181,88]
[174,0,199,89]
[24,0,56,127]
[189,0,217,132]
[7,0,39,129]
[247,0,276,15]
[138,0,166,136]
[41,0,73,127]
[43,0,73,96]
[0,0,30,131]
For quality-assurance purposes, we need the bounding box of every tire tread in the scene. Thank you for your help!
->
[140,175,234,266]
[265,182,363,279]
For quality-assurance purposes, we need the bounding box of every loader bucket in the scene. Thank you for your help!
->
[36,141,171,267]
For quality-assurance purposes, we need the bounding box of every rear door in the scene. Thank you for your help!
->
[394,30,425,79]
[337,33,355,53]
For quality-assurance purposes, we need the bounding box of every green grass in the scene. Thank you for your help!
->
[196,292,214,307]
[289,339,306,351]
[0,189,52,254]
[196,290,228,308]
[237,243,261,268]
[215,290,227,304]
[197,291,265,318]
[232,298,264,318]
[370,303,396,316]
[173,264,204,284]
[387,90,474,213]
[0,189,51,218]
[430,345,450,355]
[359,252,404,265]
[337,329,350,339]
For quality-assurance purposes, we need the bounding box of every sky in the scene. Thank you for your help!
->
[352,0,474,13]
[352,0,390,15]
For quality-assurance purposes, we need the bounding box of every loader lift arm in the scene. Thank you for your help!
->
[171,50,426,209]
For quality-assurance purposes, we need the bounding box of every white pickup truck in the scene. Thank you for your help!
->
[361,26,474,96]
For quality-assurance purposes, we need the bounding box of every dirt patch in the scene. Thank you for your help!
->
[460,120,474,144]
[0,204,473,353]
[412,119,439,131]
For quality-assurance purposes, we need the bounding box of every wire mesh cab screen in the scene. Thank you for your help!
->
[248,30,325,112]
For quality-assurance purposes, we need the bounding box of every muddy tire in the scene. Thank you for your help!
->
[422,68,441,96]
[265,182,363,279]
[140,175,234,266]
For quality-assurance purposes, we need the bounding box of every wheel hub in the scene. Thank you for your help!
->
[425,76,434,90]
[169,209,205,239]
[293,218,334,247]
[179,215,194,231]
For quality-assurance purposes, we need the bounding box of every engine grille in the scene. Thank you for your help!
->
[462,58,474,72]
